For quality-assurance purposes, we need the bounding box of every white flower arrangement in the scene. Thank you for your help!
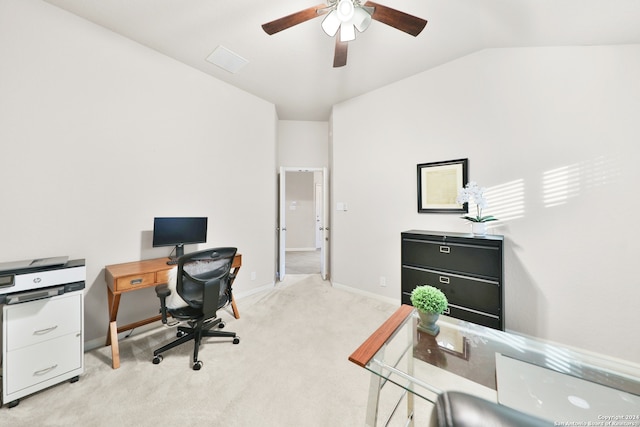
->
[456,182,498,223]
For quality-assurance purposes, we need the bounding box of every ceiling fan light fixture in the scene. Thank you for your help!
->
[352,7,372,32]
[340,22,356,42]
[321,10,341,37]
[336,0,355,22]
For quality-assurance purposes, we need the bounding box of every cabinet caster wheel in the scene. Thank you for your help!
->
[69,375,80,383]
[152,355,163,364]
[193,361,203,370]
[233,337,240,344]
[8,400,19,408]
[177,330,187,338]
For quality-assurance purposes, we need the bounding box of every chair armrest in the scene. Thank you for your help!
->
[155,284,171,324]
[155,283,171,298]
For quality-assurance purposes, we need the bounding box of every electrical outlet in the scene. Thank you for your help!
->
[380,276,386,287]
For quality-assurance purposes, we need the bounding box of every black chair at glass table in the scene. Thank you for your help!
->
[153,247,240,370]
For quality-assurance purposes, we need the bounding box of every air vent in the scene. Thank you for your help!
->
[206,45,248,74]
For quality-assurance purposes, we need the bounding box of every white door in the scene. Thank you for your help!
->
[278,167,286,281]
[315,182,323,249]
[320,167,329,280]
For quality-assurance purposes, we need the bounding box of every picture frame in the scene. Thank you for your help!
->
[417,158,468,213]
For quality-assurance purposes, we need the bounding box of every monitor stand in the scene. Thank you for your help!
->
[166,244,184,265]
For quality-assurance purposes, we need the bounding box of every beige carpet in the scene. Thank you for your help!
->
[2,274,399,426]
[286,250,321,274]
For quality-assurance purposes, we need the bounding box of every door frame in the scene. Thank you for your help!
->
[278,167,329,280]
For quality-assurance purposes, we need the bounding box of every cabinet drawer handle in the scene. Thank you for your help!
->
[439,246,450,254]
[439,276,450,284]
[130,278,143,285]
[443,307,450,315]
[34,364,58,376]
[34,325,58,335]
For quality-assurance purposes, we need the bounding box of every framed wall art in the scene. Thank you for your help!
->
[417,158,468,213]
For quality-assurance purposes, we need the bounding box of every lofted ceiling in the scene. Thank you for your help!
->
[44,0,640,121]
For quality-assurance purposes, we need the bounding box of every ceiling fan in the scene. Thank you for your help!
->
[262,0,427,68]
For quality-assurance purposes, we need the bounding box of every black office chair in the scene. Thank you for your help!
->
[433,391,552,427]
[152,247,240,370]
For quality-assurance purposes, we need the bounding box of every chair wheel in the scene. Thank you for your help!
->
[218,321,225,329]
[177,330,187,338]
[153,355,163,364]
[233,337,240,344]
[193,361,203,370]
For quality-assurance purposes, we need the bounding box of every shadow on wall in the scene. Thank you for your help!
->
[502,234,548,338]
[140,229,195,261]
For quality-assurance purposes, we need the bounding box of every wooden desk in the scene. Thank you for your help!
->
[104,254,242,369]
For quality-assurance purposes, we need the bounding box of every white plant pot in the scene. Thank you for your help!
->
[471,222,487,235]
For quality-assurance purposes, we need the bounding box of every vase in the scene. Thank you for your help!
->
[471,222,487,235]
[417,311,440,336]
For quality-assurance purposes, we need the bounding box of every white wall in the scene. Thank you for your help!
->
[277,120,329,168]
[0,0,277,345]
[331,46,640,362]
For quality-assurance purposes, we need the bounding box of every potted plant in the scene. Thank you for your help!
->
[456,181,498,235]
[410,285,448,336]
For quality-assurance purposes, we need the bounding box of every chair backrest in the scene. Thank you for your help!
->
[176,247,237,317]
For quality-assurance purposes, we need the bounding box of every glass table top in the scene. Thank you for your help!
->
[350,306,640,424]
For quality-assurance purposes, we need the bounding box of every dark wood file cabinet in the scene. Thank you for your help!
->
[401,230,504,330]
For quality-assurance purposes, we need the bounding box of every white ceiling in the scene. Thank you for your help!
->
[44,0,640,121]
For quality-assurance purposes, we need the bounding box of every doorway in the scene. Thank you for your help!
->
[278,167,328,280]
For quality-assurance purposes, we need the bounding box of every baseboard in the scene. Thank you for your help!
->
[330,281,399,306]
[233,281,275,300]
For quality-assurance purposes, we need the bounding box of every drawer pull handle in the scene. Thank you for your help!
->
[443,307,450,315]
[130,278,143,285]
[34,325,58,335]
[34,365,58,376]
[439,276,450,284]
[439,246,450,254]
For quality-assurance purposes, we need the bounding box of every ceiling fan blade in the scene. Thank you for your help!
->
[364,1,427,37]
[262,4,329,35]
[333,36,348,68]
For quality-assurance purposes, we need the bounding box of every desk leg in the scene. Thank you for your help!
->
[105,289,122,369]
[364,345,386,427]
[109,321,120,369]
[365,370,382,426]
[231,295,240,319]
[230,266,241,319]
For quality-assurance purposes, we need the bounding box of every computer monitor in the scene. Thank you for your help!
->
[152,217,208,263]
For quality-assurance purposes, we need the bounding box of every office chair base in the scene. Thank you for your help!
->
[152,319,240,369]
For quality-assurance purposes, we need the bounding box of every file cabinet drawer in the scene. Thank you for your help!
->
[5,332,82,394]
[447,304,501,330]
[402,238,501,279]
[402,266,500,316]
[5,292,82,351]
